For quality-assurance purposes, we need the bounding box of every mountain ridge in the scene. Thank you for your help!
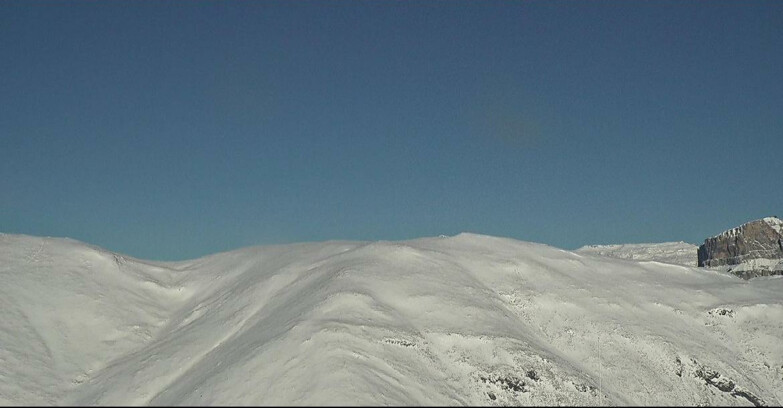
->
[697,216,783,279]
[1,232,781,406]
[575,241,698,267]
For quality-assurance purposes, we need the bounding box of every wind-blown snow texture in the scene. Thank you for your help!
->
[1,233,782,406]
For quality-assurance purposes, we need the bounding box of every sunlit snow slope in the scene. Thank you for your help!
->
[1,233,782,406]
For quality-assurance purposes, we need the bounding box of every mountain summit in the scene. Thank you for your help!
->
[698,216,783,279]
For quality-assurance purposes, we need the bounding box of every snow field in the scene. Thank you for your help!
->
[1,232,781,405]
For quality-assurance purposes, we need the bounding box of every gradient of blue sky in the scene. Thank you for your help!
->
[2,1,781,260]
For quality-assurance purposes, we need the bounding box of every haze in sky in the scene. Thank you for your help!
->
[2,1,781,260]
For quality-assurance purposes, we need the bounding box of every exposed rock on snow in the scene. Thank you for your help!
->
[1,232,782,406]
[698,216,783,279]
[692,358,765,406]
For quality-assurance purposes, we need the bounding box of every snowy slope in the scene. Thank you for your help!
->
[575,242,698,267]
[1,233,782,406]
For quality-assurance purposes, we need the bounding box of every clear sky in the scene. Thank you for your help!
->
[2,1,781,261]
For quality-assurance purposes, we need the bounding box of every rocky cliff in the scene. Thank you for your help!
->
[697,216,783,279]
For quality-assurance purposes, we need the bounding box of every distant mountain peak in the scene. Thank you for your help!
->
[575,241,698,267]
[698,216,783,279]
[713,216,782,240]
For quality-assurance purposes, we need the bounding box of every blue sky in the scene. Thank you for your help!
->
[2,1,781,260]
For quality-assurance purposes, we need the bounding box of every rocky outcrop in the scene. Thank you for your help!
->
[698,216,783,279]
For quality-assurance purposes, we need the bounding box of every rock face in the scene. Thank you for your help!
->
[697,216,783,279]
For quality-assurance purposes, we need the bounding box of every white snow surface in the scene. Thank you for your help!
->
[763,217,783,236]
[715,258,783,277]
[575,241,698,267]
[2,232,783,406]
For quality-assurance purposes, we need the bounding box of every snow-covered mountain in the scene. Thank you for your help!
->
[2,232,782,406]
[698,216,783,279]
[575,242,698,267]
